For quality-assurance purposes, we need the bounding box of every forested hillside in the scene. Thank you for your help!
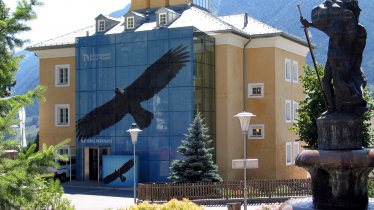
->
[212,0,374,85]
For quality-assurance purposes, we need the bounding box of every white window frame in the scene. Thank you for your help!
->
[126,16,135,29]
[293,141,300,163]
[159,13,167,25]
[286,142,292,166]
[285,58,291,82]
[55,64,70,87]
[55,104,70,127]
[98,19,105,32]
[285,100,292,123]
[248,124,265,139]
[292,60,299,83]
[293,100,299,122]
[248,83,264,98]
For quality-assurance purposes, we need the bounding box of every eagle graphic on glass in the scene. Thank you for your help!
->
[76,45,189,140]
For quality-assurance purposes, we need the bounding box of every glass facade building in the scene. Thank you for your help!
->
[75,27,215,183]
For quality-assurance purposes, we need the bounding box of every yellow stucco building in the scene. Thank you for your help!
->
[28,0,309,182]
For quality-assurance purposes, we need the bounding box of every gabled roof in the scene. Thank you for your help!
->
[219,14,280,35]
[95,14,121,22]
[27,26,95,50]
[27,4,308,50]
[124,10,146,18]
[168,6,243,35]
[156,7,179,14]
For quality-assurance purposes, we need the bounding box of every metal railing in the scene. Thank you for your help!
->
[138,178,312,202]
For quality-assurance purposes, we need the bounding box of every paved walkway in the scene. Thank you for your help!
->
[62,181,279,210]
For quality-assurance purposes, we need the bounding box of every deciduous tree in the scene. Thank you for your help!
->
[291,65,374,148]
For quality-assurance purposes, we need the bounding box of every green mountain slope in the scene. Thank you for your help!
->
[213,0,374,84]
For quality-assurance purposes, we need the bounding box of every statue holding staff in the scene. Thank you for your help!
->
[300,0,367,115]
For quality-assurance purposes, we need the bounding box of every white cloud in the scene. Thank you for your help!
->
[3,0,130,47]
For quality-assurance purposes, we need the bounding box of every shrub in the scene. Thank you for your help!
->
[130,198,204,210]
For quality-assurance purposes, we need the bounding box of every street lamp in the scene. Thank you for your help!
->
[234,111,255,210]
[127,123,142,204]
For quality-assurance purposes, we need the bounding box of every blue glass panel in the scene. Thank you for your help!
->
[96,35,116,45]
[168,27,194,39]
[148,29,169,41]
[76,36,97,47]
[96,91,115,107]
[169,111,193,135]
[147,112,169,137]
[115,114,150,137]
[148,161,170,182]
[169,62,193,87]
[78,47,97,69]
[115,65,148,88]
[76,148,84,180]
[170,135,184,160]
[116,42,147,66]
[139,161,149,183]
[115,31,147,43]
[169,87,194,111]
[169,38,193,58]
[76,92,97,115]
[147,40,169,65]
[148,87,169,112]
[114,136,132,154]
[97,68,116,90]
[135,136,148,161]
[148,136,170,161]
[77,69,96,91]
[97,45,115,68]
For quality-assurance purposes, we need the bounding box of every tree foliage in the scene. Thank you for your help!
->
[0,138,74,209]
[169,112,222,183]
[291,65,374,148]
[0,0,43,97]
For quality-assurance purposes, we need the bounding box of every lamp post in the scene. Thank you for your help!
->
[234,111,255,210]
[127,123,142,204]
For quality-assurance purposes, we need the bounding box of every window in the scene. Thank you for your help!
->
[159,13,167,25]
[126,16,134,29]
[293,101,299,122]
[285,58,291,82]
[292,60,299,83]
[286,142,292,165]
[55,104,70,126]
[285,100,292,123]
[98,20,105,32]
[248,83,264,98]
[55,64,70,87]
[248,124,265,139]
[293,141,300,163]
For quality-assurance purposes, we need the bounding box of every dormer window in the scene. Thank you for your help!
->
[98,20,105,32]
[159,13,167,25]
[127,16,135,29]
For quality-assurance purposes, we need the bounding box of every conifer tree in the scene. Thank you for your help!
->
[169,112,222,183]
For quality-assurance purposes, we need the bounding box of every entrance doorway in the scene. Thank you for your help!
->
[84,147,110,181]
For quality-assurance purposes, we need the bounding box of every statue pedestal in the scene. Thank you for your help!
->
[317,112,363,150]
[295,150,374,209]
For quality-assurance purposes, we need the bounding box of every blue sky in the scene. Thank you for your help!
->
[4,0,130,47]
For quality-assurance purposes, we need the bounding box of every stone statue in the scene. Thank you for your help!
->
[300,0,367,115]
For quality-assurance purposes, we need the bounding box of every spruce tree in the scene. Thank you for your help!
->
[169,112,222,183]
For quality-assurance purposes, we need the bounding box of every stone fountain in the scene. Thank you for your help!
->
[282,0,374,209]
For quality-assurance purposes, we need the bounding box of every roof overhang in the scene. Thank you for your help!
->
[27,44,75,59]
[209,30,309,57]
[248,33,309,57]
